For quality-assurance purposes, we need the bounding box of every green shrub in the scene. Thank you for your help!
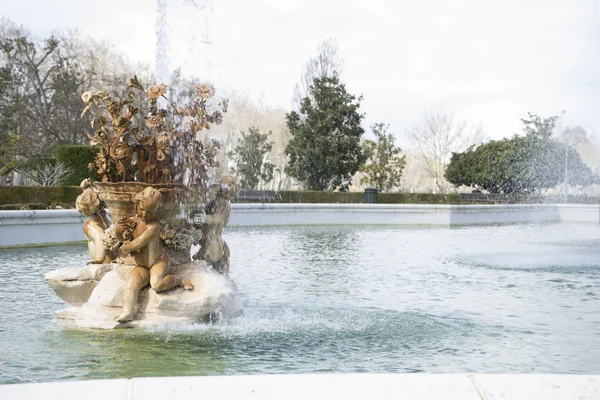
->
[55,145,95,186]
[0,186,82,206]
[0,203,47,210]
[24,156,56,170]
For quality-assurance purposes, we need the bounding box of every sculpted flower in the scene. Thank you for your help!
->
[94,129,107,140]
[81,75,229,186]
[140,135,155,147]
[110,142,131,160]
[207,111,223,125]
[81,91,93,103]
[156,133,169,144]
[127,75,144,91]
[146,84,167,100]
[95,156,109,174]
[124,106,140,119]
[161,167,171,178]
[114,116,131,129]
[92,116,107,129]
[195,83,215,99]
[160,225,176,241]
[146,115,164,128]
[106,101,122,116]
[117,217,136,241]
[95,91,110,100]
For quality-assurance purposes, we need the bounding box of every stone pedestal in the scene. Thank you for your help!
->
[45,260,242,329]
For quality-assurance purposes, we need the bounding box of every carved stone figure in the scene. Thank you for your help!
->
[45,78,243,329]
[76,179,115,264]
[115,186,193,323]
[194,175,237,275]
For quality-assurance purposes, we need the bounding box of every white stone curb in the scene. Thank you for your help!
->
[1,374,599,400]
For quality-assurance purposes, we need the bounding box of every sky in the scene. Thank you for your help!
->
[3,0,600,144]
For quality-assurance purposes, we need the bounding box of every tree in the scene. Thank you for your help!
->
[209,91,294,190]
[406,112,484,193]
[0,53,26,180]
[230,127,275,190]
[0,18,158,185]
[292,38,343,111]
[445,114,598,193]
[0,21,154,153]
[359,123,406,192]
[0,34,60,150]
[285,75,365,191]
[521,112,557,139]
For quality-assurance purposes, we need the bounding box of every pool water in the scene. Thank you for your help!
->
[1,223,599,384]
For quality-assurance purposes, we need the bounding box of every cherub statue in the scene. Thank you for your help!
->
[193,175,237,275]
[76,179,115,264]
[115,186,193,323]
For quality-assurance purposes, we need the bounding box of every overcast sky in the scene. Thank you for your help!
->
[3,0,600,144]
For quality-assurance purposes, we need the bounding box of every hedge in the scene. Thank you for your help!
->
[0,186,82,207]
[379,193,461,204]
[274,191,460,204]
[276,191,363,203]
[55,145,95,186]
[1,187,462,208]
[0,203,47,210]
[8,187,591,208]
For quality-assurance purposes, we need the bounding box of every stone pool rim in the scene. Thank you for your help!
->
[0,203,598,248]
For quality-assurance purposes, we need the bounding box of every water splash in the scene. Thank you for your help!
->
[155,0,214,85]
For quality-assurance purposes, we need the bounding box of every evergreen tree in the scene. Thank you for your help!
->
[285,75,365,191]
[445,114,598,193]
[359,123,406,192]
[230,127,275,190]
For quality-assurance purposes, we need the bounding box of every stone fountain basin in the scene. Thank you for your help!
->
[45,260,242,329]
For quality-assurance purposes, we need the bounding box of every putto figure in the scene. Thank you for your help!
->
[194,175,237,275]
[76,179,114,264]
[115,186,193,323]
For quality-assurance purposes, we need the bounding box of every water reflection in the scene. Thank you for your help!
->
[42,328,229,380]
[285,227,361,297]
[1,223,600,382]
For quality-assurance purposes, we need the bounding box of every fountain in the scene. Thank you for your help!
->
[44,76,242,329]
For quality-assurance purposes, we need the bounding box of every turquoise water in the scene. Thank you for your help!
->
[1,223,600,384]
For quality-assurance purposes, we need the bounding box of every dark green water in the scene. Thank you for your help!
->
[1,223,600,384]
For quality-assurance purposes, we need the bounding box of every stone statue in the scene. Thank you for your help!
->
[115,186,193,323]
[194,175,237,275]
[76,179,115,265]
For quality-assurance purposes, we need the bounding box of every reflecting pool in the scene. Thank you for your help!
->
[1,223,600,384]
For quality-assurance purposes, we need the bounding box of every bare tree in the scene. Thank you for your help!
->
[0,20,154,154]
[292,37,343,111]
[406,112,485,193]
[212,92,296,190]
[22,162,72,186]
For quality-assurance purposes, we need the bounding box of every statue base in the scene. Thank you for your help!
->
[45,260,242,330]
